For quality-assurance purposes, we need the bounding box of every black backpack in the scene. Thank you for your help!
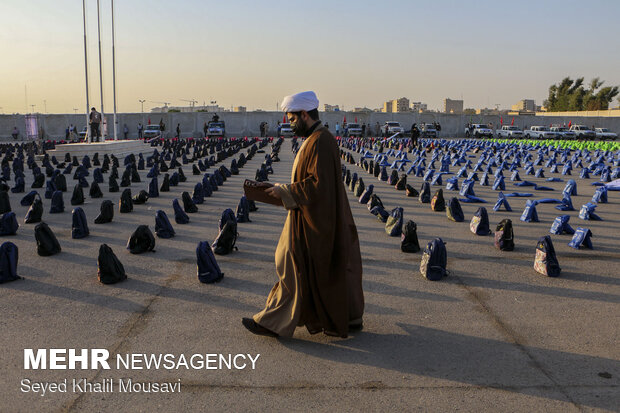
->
[0,212,19,236]
[470,207,491,235]
[173,199,189,224]
[25,197,43,224]
[192,183,204,204]
[71,207,90,239]
[89,182,103,198]
[155,210,175,238]
[31,173,45,188]
[446,197,464,222]
[197,241,224,283]
[20,190,39,206]
[71,184,84,206]
[419,182,431,203]
[108,176,119,193]
[420,238,448,281]
[405,184,419,197]
[132,190,149,205]
[94,200,114,224]
[236,196,251,223]
[385,207,403,236]
[212,221,238,255]
[149,177,160,198]
[353,178,365,198]
[49,190,65,213]
[0,191,12,214]
[34,222,61,256]
[534,235,561,277]
[430,189,445,211]
[160,174,170,192]
[0,242,20,283]
[366,194,384,211]
[401,220,420,253]
[494,219,514,251]
[182,191,198,213]
[395,174,407,190]
[97,244,127,284]
[119,189,133,213]
[54,174,67,192]
[127,225,156,254]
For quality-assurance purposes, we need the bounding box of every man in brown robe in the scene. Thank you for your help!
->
[242,91,364,338]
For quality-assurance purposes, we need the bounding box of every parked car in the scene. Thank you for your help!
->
[206,121,225,138]
[419,123,437,138]
[496,125,524,139]
[143,125,162,139]
[569,125,596,140]
[524,126,558,140]
[382,121,404,137]
[595,128,618,141]
[278,123,294,137]
[344,123,363,137]
[465,124,494,138]
[550,126,576,140]
[78,126,87,139]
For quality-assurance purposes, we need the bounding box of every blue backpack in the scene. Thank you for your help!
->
[172,199,190,224]
[459,179,475,197]
[520,200,539,222]
[420,238,448,281]
[446,177,459,191]
[0,242,20,283]
[493,192,512,212]
[563,179,577,196]
[550,215,575,235]
[555,194,574,211]
[510,170,521,181]
[592,186,608,203]
[155,210,175,238]
[196,241,224,283]
[385,207,403,236]
[579,203,601,220]
[534,235,561,277]
[568,228,593,250]
[71,207,90,239]
[492,175,505,191]
[470,207,491,235]
[236,196,251,223]
[0,212,19,236]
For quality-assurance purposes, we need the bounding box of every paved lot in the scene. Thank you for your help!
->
[0,138,618,412]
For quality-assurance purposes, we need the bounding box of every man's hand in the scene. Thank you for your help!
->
[265,185,281,200]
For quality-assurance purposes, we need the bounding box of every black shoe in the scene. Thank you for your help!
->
[242,318,279,337]
[349,321,363,332]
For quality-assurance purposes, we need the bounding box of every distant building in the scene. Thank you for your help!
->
[463,108,476,115]
[323,104,340,112]
[382,101,392,113]
[382,98,410,113]
[233,106,246,112]
[443,98,464,114]
[476,108,502,115]
[411,102,428,113]
[511,99,536,112]
[353,107,373,113]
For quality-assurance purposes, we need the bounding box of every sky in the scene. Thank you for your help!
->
[1,0,619,114]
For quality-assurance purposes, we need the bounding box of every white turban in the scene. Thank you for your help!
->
[281,91,319,112]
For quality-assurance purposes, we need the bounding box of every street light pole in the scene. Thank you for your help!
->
[139,99,146,113]
[82,0,91,143]
[96,0,105,142]
[111,0,118,140]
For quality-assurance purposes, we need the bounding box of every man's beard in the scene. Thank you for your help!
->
[291,120,311,137]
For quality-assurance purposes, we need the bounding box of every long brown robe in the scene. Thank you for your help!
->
[253,124,364,337]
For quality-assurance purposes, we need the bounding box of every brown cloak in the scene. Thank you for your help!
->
[253,126,364,337]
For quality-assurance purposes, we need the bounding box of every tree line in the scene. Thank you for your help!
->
[544,77,619,111]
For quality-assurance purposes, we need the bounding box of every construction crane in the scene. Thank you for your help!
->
[180,99,198,111]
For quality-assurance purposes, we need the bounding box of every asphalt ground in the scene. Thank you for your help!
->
[0,138,618,412]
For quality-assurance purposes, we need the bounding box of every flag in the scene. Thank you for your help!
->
[343,116,346,123]
[500,117,503,126]
[283,114,286,123]
[148,117,151,125]
[355,117,357,123]
[568,121,572,128]
[511,117,514,126]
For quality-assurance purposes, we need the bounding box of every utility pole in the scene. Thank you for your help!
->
[111,0,118,140]
[96,0,105,141]
[82,0,90,142]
